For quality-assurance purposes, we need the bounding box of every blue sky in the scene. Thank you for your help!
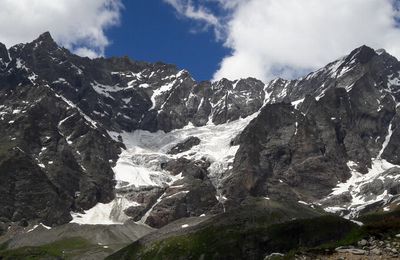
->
[105,0,229,81]
[1,0,400,82]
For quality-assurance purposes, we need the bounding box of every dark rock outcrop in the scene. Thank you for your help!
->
[167,136,200,155]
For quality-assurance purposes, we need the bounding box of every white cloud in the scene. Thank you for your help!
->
[165,0,219,25]
[165,0,400,82]
[164,0,224,38]
[0,0,122,57]
[73,47,102,59]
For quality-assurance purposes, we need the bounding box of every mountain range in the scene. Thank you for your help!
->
[0,32,400,259]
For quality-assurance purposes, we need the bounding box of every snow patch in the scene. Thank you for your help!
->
[91,81,122,99]
[150,80,176,110]
[71,196,139,225]
[291,98,304,109]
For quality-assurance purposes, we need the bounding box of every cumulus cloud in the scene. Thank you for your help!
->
[0,0,122,58]
[165,0,400,82]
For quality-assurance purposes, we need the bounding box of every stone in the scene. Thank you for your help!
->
[167,136,201,155]
[336,247,365,255]
[371,248,382,255]
[350,249,366,255]
[358,239,368,246]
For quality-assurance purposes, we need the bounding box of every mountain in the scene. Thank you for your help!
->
[0,33,400,258]
[224,46,400,218]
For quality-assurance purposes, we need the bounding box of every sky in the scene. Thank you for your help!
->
[0,0,400,82]
[105,0,229,81]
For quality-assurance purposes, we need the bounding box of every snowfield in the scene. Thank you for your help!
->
[71,113,258,225]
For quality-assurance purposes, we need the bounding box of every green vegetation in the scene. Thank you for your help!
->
[0,240,10,251]
[108,207,400,260]
[357,209,400,238]
[108,215,361,260]
[0,237,103,260]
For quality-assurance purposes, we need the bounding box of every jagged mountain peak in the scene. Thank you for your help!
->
[345,45,377,64]
[264,44,400,105]
[35,31,55,44]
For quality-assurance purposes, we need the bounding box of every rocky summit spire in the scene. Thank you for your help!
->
[31,31,59,51]
[36,31,55,43]
[346,45,377,64]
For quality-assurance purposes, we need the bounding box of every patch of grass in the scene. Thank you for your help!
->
[0,240,10,251]
[357,208,400,238]
[0,237,95,260]
[264,215,362,252]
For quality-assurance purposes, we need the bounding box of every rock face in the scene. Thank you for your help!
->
[1,33,400,228]
[222,102,349,206]
[0,81,121,226]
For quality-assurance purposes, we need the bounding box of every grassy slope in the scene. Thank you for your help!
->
[357,209,400,238]
[108,215,360,260]
[108,205,400,260]
[0,237,110,260]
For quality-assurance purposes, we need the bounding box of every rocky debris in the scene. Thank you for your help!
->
[167,136,200,154]
[333,237,400,258]
[293,235,400,259]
